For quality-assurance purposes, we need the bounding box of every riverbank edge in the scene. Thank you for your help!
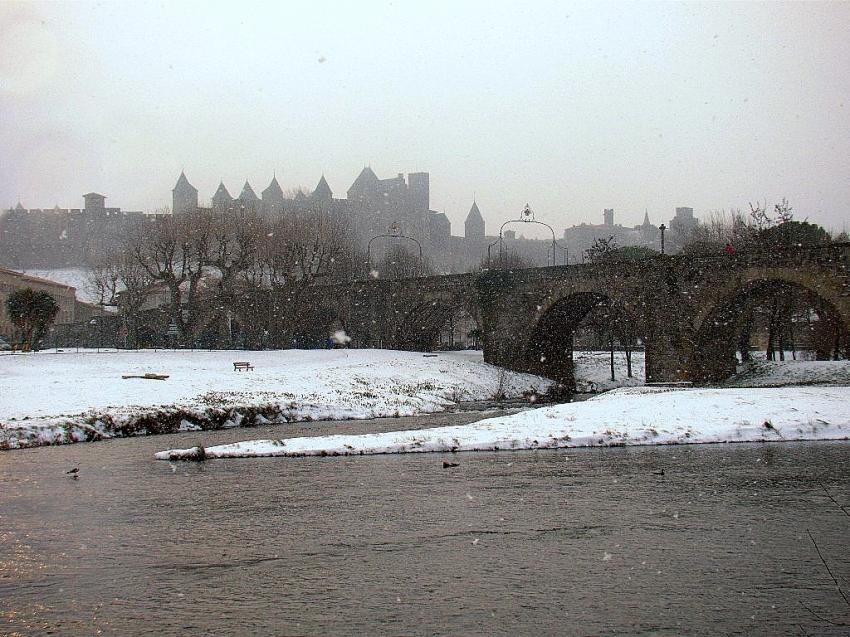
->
[154,386,850,461]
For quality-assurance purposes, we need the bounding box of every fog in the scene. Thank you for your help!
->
[2,1,849,231]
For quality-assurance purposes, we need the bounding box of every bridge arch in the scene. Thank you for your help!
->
[690,272,849,381]
[293,306,350,348]
[522,291,645,386]
[393,298,482,351]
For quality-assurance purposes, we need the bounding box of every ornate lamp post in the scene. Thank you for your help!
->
[489,203,568,268]
[659,223,667,255]
[367,221,424,275]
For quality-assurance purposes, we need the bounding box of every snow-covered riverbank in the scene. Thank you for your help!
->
[3,348,848,451]
[156,386,850,460]
[0,349,549,450]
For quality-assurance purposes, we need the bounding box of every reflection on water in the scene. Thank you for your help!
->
[1,413,849,636]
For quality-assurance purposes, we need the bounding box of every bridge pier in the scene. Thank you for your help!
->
[644,334,692,384]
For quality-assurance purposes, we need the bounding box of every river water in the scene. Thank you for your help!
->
[2,411,849,636]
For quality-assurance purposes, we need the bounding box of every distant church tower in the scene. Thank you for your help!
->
[465,201,485,239]
[172,172,198,214]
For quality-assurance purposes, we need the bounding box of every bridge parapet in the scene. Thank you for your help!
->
[291,244,848,385]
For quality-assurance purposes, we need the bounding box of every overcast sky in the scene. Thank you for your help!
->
[1,1,849,236]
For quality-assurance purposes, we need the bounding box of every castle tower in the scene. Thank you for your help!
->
[211,181,233,211]
[172,172,198,214]
[313,175,333,201]
[261,175,284,215]
[347,166,378,202]
[670,206,697,236]
[237,181,260,212]
[407,172,429,213]
[83,192,106,212]
[464,201,485,239]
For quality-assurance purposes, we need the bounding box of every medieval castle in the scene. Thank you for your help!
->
[1,168,697,271]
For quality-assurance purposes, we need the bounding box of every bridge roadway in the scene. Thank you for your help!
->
[284,244,850,385]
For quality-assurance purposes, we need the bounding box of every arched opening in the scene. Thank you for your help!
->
[436,306,481,351]
[293,307,349,349]
[393,302,481,352]
[692,279,848,382]
[524,292,643,388]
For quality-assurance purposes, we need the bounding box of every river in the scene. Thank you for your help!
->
[2,411,849,636]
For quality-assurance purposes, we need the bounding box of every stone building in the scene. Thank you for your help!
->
[4,167,690,274]
[560,208,663,262]
[0,267,77,342]
[0,194,149,269]
[669,206,698,237]
[171,168,452,262]
[168,170,687,272]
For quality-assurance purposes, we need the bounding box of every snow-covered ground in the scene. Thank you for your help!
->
[2,347,848,451]
[156,386,850,460]
[0,349,549,450]
[726,359,850,387]
[573,350,644,392]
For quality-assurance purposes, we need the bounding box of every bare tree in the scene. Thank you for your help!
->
[125,211,213,344]
[585,235,618,263]
[235,210,358,347]
[682,209,755,255]
[87,256,122,307]
[478,248,534,271]
[376,244,432,280]
[89,248,156,347]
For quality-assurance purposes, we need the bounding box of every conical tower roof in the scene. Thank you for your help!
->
[347,166,378,198]
[313,175,333,199]
[239,181,260,203]
[466,200,484,223]
[14,201,25,211]
[172,171,197,194]
[212,181,233,207]
[643,209,651,226]
[351,166,377,187]
[262,174,283,200]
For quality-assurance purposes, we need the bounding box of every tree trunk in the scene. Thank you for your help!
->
[766,299,778,361]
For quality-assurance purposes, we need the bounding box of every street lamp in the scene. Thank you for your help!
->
[486,237,500,268]
[367,222,423,276]
[659,224,667,255]
[492,203,567,268]
[550,242,569,266]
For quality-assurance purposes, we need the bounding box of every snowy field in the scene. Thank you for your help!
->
[573,350,644,392]
[157,386,850,460]
[726,358,850,387]
[0,349,549,450]
[2,348,848,451]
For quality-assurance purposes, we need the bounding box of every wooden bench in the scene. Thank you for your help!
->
[233,361,254,372]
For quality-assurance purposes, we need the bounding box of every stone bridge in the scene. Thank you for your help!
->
[298,244,850,385]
